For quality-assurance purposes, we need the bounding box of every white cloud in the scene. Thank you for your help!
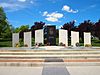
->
[18,0,26,2]
[46,12,63,18]
[30,1,34,4]
[81,4,96,12]
[43,11,63,22]
[0,2,26,12]
[46,17,58,22]
[62,5,78,13]
[58,25,63,29]
[43,11,48,16]
[0,3,21,8]
[74,20,77,22]
[0,0,36,12]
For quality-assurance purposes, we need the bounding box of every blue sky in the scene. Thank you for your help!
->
[0,0,100,28]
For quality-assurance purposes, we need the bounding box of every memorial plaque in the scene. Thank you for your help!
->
[12,33,19,47]
[44,25,56,45]
[71,31,79,47]
[24,32,32,47]
[84,32,91,46]
[35,29,44,44]
[59,29,68,46]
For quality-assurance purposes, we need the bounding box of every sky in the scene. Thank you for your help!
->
[0,0,100,29]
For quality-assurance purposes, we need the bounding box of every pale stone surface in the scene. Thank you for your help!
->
[12,33,19,47]
[35,29,44,44]
[67,66,100,75]
[59,29,68,46]
[0,67,43,75]
[0,66,100,75]
[84,32,91,46]
[24,32,32,48]
[71,31,79,47]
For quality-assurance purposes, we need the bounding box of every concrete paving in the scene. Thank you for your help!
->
[42,66,70,75]
[67,66,100,75]
[0,67,43,75]
[0,66,100,75]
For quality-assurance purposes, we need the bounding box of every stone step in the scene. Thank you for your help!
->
[1,49,100,52]
[0,55,100,59]
[0,52,100,55]
[0,61,100,67]
[1,50,100,53]
[0,59,100,62]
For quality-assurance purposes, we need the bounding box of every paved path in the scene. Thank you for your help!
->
[42,66,70,75]
[42,58,70,75]
[0,66,100,75]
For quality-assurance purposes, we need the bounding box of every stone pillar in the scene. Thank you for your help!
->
[84,32,91,46]
[12,33,19,47]
[24,32,32,48]
[35,29,44,44]
[71,31,79,47]
[59,29,68,46]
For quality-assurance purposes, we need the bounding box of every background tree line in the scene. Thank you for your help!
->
[0,6,100,40]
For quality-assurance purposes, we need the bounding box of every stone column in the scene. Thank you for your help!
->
[59,29,68,46]
[35,29,44,44]
[84,32,91,46]
[71,31,79,47]
[24,32,32,48]
[12,33,19,47]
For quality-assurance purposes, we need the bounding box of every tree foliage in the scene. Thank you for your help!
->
[31,21,45,37]
[61,20,75,38]
[95,20,100,39]
[0,7,12,38]
[14,25,29,33]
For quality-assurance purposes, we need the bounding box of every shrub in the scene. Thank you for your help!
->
[24,44,28,47]
[38,43,44,46]
[15,43,20,47]
[85,44,92,47]
[59,42,65,46]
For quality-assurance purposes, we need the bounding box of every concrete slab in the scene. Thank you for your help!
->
[0,66,100,75]
[42,66,70,75]
[0,67,43,75]
[67,66,100,75]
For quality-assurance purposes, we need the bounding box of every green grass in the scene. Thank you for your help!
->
[0,38,12,47]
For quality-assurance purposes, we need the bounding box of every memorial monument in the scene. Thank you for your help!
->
[24,32,32,47]
[12,33,19,47]
[59,29,68,46]
[12,25,91,47]
[44,25,56,45]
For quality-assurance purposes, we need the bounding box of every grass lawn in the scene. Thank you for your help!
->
[0,38,12,47]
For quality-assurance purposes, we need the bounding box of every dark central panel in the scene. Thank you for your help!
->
[44,25,56,45]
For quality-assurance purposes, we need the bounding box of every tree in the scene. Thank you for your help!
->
[95,19,100,39]
[31,21,45,37]
[0,7,12,38]
[78,20,94,40]
[13,25,29,38]
[61,21,75,38]
[31,21,45,30]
